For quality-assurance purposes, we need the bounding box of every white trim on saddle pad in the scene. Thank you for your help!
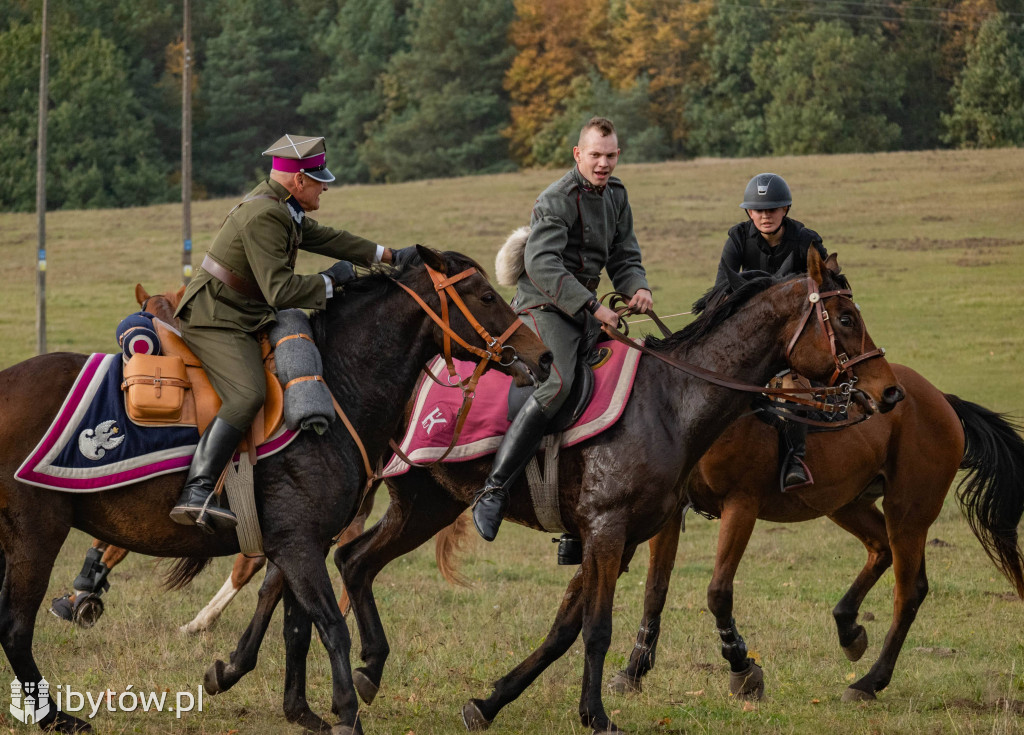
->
[381,340,642,478]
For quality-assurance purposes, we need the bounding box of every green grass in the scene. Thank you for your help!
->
[1,148,1023,734]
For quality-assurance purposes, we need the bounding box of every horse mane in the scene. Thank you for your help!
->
[644,271,780,351]
[309,250,489,341]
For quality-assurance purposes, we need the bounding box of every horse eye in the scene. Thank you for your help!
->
[481,291,496,304]
[839,314,854,327]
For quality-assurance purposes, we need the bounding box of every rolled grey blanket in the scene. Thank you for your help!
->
[268,309,334,434]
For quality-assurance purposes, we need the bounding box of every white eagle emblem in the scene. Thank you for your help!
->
[78,420,125,460]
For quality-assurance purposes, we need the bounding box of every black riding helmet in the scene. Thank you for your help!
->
[740,173,792,209]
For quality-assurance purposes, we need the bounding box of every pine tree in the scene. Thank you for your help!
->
[943,12,1024,148]
[360,0,516,182]
[300,0,413,184]
[196,0,314,196]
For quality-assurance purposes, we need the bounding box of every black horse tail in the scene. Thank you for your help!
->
[947,394,1024,598]
[162,556,213,591]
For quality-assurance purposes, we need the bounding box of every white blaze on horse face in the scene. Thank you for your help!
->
[421,407,448,435]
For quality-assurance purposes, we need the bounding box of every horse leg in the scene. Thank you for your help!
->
[51,540,127,628]
[707,498,764,700]
[181,553,268,634]
[280,582,335,733]
[462,568,588,730]
[577,533,632,733]
[0,524,91,733]
[609,504,683,694]
[271,547,362,734]
[828,502,892,662]
[843,523,930,701]
[337,477,464,705]
[335,486,377,617]
[203,560,282,696]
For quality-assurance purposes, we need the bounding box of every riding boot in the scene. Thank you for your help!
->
[472,395,548,542]
[170,417,244,533]
[780,419,811,491]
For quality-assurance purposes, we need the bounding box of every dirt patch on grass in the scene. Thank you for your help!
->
[881,237,1020,252]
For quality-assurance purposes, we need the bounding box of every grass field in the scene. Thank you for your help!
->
[0,148,1022,734]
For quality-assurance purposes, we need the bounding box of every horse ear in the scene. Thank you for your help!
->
[135,284,150,308]
[416,245,447,274]
[824,252,841,277]
[807,246,825,286]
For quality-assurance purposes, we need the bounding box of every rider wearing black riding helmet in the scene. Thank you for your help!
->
[716,173,828,490]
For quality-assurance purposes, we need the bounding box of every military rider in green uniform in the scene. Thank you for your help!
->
[472,117,653,545]
[170,134,407,533]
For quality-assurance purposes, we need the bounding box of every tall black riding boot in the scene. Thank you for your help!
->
[780,419,811,490]
[170,417,245,533]
[472,395,549,542]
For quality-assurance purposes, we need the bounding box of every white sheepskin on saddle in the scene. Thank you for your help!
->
[495,226,530,287]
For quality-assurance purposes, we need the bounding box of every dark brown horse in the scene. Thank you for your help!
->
[608,362,1024,702]
[0,247,551,735]
[321,249,903,733]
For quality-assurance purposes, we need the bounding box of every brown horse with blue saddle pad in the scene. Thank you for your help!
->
[0,247,551,735]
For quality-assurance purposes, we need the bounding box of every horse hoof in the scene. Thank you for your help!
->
[591,721,624,733]
[607,670,642,694]
[331,726,359,735]
[842,627,868,662]
[729,661,765,701]
[73,593,104,628]
[353,669,379,705]
[461,700,491,731]
[50,594,75,622]
[204,659,227,695]
[842,686,876,702]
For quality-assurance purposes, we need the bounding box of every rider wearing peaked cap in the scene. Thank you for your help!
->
[717,173,828,491]
[169,134,412,534]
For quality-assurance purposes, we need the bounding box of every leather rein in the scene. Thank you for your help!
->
[599,276,886,426]
[329,263,526,485]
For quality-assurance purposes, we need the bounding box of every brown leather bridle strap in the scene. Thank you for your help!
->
[383,263,525,469]
[328,390,380,498]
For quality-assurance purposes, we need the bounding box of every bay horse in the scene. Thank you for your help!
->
[0,247,551,735]
[205,249,904,733]
[608,361,1024,702]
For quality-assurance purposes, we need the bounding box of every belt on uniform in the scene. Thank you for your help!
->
[201,254,266,303]
[576,275,600,292]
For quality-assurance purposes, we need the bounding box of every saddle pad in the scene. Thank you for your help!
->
[15,353,298,492]
[381,339,641,477]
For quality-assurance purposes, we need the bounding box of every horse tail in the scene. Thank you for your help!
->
[947,394,1024,598]
[162,556,214,591]
[434,513,472,588]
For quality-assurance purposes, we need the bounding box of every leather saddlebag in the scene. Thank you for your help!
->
[122,354,191,424]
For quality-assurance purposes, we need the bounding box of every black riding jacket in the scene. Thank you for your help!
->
[714,216,827,289]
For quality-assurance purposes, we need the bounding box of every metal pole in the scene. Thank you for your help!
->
[181,0,193,285]
[36,0,49,355]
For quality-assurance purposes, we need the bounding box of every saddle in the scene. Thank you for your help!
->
[505,311,605,433]
[124,319,283,449]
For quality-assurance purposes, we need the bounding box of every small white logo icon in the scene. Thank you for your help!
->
[11,678,51,725]
[421,408,448,435]
[78,420,125,460]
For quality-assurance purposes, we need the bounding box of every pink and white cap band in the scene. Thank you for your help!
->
[272,153,326,173]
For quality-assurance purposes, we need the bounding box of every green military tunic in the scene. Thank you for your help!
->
[175,178,378,430]
[513,167,649,416]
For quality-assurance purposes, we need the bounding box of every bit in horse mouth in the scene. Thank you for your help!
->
[850,389,877,414]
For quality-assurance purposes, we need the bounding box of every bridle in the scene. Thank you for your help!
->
[381,262,528,469]
[599,274,886,424]
[784,275,885,388]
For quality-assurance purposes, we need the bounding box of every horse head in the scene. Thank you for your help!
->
[786,248,904,414]
[135,283,184,326]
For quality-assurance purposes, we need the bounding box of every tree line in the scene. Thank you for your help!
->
[2,0,1022,212]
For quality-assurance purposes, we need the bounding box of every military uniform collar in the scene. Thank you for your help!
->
[265,179,305,224]
[572,166,606,195]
